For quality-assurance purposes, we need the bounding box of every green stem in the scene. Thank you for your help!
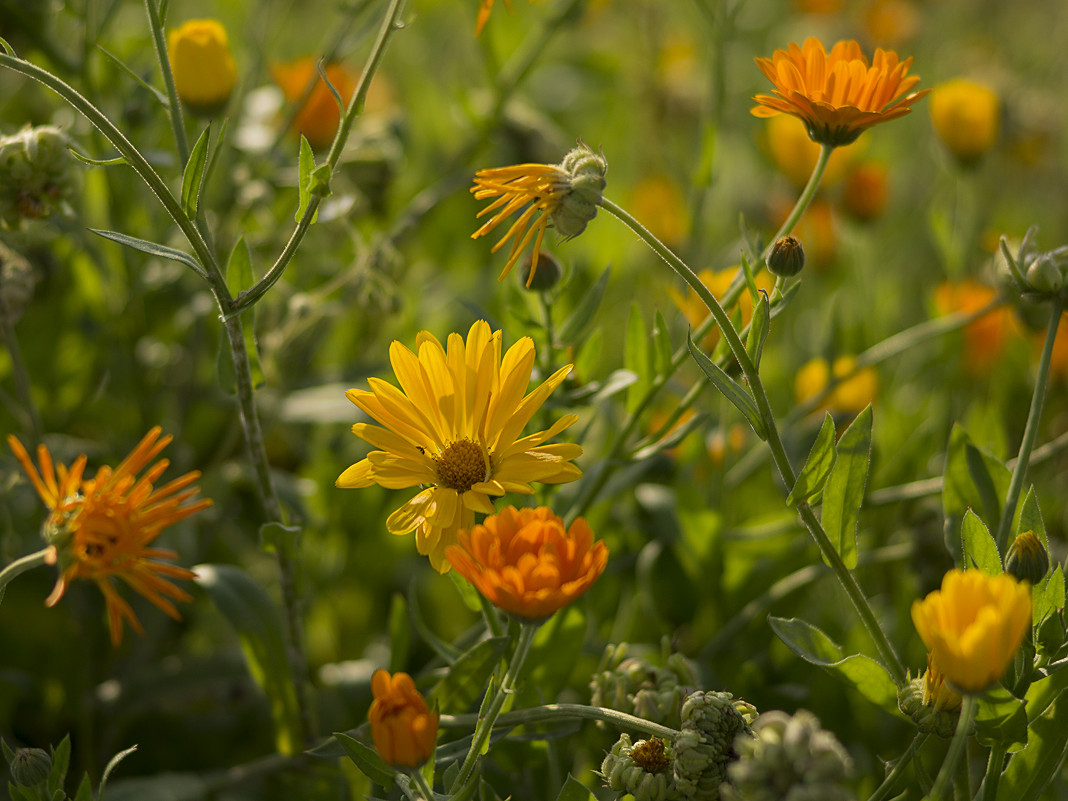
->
[599,194,907,686]
[994,297,1063,554]
[980,743,1007,801]
[766,143,832,258]
[0,547,53,603]
[144,0,189,165]
[452,622,538,792]
[866,733,928,801]
[926,695,977,801]
[231,0,407,315]
[440,703,679,741]
[408,766,436,801]
[0,297,43,446]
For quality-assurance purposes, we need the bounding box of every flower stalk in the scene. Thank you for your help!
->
[440,702,680,740]
[0,547,54,604]
[925,695,978,801]
[143,0,190,164]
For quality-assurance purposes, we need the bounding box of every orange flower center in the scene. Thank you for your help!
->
[433,439,489,492]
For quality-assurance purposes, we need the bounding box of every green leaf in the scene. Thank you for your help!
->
[961,510,1001,575]
[787,413,836,507]
[67,148,127,167]
[309,163,333,198]
[625,303,651,414]
[88,229,207,279]
[555,775,595,801]
[335,733,396,789]
[434,636,509,713]
[1034,564,1065,629]
[965,442,1002,533]
[821,405,872,569]
[180,125,210,219]
[49,735,70,793]
[559,267,610,345]
[295,135,318,224]
[975,685,1028,752]
[745,289,770,369]
[998,693,1068,801]
[652,309,673,374]
[387,593,410,674]
[194,564,302,756]
[98,744,137,800]
[768,617,898,714]
[226,235,254,298]
[943,424,1010,537]
[1018,487,1048,549]
[73,774,93,801]
[223,238,265,390]
[686,330,766,440]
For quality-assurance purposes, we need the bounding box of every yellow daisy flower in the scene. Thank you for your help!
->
[336,320,582,571]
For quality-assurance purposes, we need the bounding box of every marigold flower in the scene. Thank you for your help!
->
[471,143,606,287]
[8,428,211,646]
[911,569,1032,694]
[929,79,1000,165]
[445,505,607,621]
[368,669,438,768]
[336,321,582,572]
[794,356,877,415]
[271,58,357,150]
[752,38,928,147]
[167,19,237,115]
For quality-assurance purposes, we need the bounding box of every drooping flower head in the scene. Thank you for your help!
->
[911,569,1032,694]
[446,505,607,621]
[337,321,582,571]
[752,38,928,147]
[471,143,607,287]
[167,19,237,115]
[8,428,211,645]
[271,58,357,150]
[368,669,439,768]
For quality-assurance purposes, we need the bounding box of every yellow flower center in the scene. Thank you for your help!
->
[433,439,489,492]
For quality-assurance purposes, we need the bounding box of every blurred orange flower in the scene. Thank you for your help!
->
[934,281,1016,374]
[446,506,608,621]
[795,355,878,415]
[841,161,889,222]
[369,670,438,767]
[271,58,357,150]
[752,38,928,147]
[8,428,211,645]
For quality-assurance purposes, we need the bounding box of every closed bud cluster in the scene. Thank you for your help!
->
[672,691,756,800]
[0,126,75,228]
[551,143,607,240]
[9,747,51,787]
[1006,530,1050,585]
[767,235,805,278]
[590,642,698,729]
[600,733,677,801]
[720,710,853,801]
[0,242,38,323]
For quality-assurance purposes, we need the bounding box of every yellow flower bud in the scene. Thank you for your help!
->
[929,79,1000,165]
[168,19,237,116]
[368,670,438,768]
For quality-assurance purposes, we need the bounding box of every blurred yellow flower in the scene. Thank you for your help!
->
[446,505,608,622]
[795,355,878,415]
[911,569,1031,693]
[167,19,237,115]
[271,58,357,150]
[8,428,211,646]
[336,320,582,572]
[752,38,928,147]
[764,115,862,188]
[840,161,889,222]
[668,267,774,351]
[628,173,689,246]
[934,280,1016,374]
[929,79,1000,165]
[369,670,438,768]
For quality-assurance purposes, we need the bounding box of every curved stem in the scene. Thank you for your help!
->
[927,695,978,801]
[995,297,1063,553]
[866,733,928,801]
[0,547,54,603]
[144,0,189,165]
[440,703,679,741]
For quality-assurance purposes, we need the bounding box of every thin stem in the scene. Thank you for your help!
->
[452,622,538,792]
[995,297,1063,553]
[866,733,928,801]
[408,766,436,801]
[439,703,679,740]
[926,695,977,801]
[765,143,833,258]
[0,547,54,602]
[980,743,1006,801]
[144,0,189,164]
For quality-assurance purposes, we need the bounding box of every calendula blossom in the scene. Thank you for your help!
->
[167,19,237,115]
[446,505,608,621]
[911,569,1031,693]
[337,320,582,572]
[369,669,439,768]
[752,38,928,147]
[8,428,211,646]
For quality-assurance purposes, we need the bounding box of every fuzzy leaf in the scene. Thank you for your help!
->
[961,510,1001,575]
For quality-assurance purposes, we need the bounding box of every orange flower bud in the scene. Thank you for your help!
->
[167,19,237,115]
[368,670,439,768]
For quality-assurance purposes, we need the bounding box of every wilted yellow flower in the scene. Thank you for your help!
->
[336,320,582,571]
[369,670,438,768]
[795,355,878,415]
[167,19,237,115]
[911,569,1031,693]
[471,143,607,287]
[271,58,358,150]
[8,428,211,645]
[446,505,608,622]
[840,161,889,222]
[752,38,928,147]
[929,79,1000,165]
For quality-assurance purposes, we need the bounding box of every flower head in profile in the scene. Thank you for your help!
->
[8,428,211,645]
[471,143,606,287]
[369,669,438,768]
[168,19,237,115]
[752,38,928,147]
[337,321,582,572]
[446,505,607,621]
[271,58,357,150]
[911,569,1031,694]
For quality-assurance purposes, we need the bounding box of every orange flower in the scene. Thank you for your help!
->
[8,428,211,645]
[752,38,928,147]
[446,506,608,621]
[369,670,439,768]
[934,281,1016,374]
[271,58,357,150]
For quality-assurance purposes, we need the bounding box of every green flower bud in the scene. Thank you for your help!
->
[600,733,677,801]
[673,691,755,800]
[766,235,805,278]
[10,747,51,787]
[590,642,698,730]
[720,710,852,801]
[1025,255,1063,294]
[519,250,562,291]
[550,143,606,240]
[0,125,76,227]
[1006,530,1050,585]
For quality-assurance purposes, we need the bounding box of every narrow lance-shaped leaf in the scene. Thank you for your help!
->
[294,134,319,224]
[821,405,872,569]
[180,124,210,219]
[686,330,767,440]
[652,309,673,375]
[746,289,770,369]
[89,228,207,279]
[787,413,836,507]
